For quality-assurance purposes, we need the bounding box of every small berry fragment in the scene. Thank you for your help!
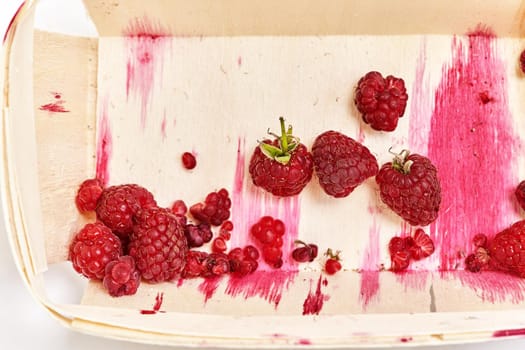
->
[390,250,410,272]
[409,229,435,261]
[75,178,104,213]
[171,200,188,217]
[184,223,213,248]
[212,237,228,253]
[291,240,318,263]
[520,49,525,74]
[472,233,488,248]
[182,250,209,279]
[324,248,342,275]
[312,131,379,198]
[69,222,122,280]
[190,188,231,226]
[182,152,197,170]
[354,71,408,132]
[103,256,141,297]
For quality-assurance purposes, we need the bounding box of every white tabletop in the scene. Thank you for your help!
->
[1,1,525,349]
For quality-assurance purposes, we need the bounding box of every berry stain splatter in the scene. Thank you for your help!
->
[140,292,164,314]
[96,97,112,186]
[302,275,329,315]
[39,92,69,113]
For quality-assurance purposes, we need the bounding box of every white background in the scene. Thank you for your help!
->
[1,0,525,349]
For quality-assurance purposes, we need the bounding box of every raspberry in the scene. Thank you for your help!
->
[409,229,435,260]
[96,184,157,237]
[291,240,318,263]
[103,256,140,297]
[190,188,231,226]
[354,71,408,131]
[515,180,525,211]
[182,250,209,279]
[75,178,104,213]
[488,220,525,277]
[69,222,122,280]
[228,246,259,276]
[184,223,213,248]
[324,249,342,275]
[376,150,441,226]
[129,207,188,283]
[182,152,197,170]
[312,131,378,198]
[249,117,314,197]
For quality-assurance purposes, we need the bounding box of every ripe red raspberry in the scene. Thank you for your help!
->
[249,117,314,197]
[312,131,378,198]
[190,189,231,226]
[515,180,525,211]
[69,222,122,280]
[103,256,140,297]
[129,207,188,283]
[354,71,408,131]
[96,184,157,237]
[75,178,104,213]
[488,220,525,277]
[376,150,441,226]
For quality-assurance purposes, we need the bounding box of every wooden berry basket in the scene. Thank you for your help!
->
[4,0,525,347]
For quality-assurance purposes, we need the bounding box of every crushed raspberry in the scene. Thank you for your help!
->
[103,256,141,297]
[182,250,209,279]
[75,178,104,213]
[190,188,231,226]
[184,223,213,248]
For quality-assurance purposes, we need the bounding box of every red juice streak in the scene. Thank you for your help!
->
[160,112,167,140]
[455,271,525,303]
[302,274,329,315]
[237,56,242,67]
[428,28,519,272]
[409,37,431,154]
[297,339,312,345]
[39,101,69,113]
[140,292,164,314]
[96,98,112,186]
[198,277,222,303]
[124,18,170,129]
[359,217,380,309]
[493,328,525,338]
[3,1,25,44]
[400,337,413,343]
[395,271,430,291]
[225,271,297,308]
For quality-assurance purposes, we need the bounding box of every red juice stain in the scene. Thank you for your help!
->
[237,56,242,67]
[225,271,297,308]
[400,337,413,343]
[456,271,525,303]
[493,328,525,338]
[39,93,69,113]
[427,27,520,272]
[3,1,25,44]
[302,274,329,315]
[96,98,112,186]
[124,17,171,129]
[359,216,380,309]
[297,339,312,345]
[160,112,167,140]
[395,271,430,292]
[140,292,164,314]
[198,277,222,303]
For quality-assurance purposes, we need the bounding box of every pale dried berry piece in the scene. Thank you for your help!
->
[129,207,188,283]
[103,256,140,297]
[69,222,122,280]
[190,188,231,226]
[354,71,408,132]
[182,152,197,170]
[75,178,104,213]
[312,131,378,198]
[96,184,157,238]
